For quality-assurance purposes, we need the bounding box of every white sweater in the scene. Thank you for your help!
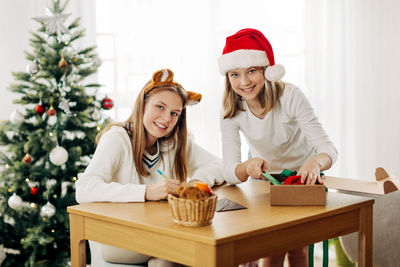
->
[220,83,338,185]
[76,126,224,203]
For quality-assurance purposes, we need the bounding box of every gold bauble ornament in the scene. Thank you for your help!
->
[58,53,68,70]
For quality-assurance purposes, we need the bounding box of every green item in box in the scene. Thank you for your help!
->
[262,172,282,185]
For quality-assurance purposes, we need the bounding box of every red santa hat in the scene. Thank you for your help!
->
[217,28,285,82]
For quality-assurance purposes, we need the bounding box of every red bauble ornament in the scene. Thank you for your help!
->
[30,186,38,196]
[23,153,33,164]
[35,104,45,116]
[101,97,114,110]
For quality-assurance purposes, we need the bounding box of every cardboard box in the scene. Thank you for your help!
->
[268,167,399,206]
[270,185,327,206]
[324,167,400,195]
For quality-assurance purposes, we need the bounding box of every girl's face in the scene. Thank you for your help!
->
[227,67,265,102]
[143,90,183,145]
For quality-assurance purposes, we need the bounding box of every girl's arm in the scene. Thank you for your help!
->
[219,111,245,184]
[219,111,269,183]
[285,85,338,184]
[75,129,146,203]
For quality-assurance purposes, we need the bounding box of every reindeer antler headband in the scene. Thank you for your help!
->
[144,69,202,106]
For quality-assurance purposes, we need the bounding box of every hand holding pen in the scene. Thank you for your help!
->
[144,169,180,201]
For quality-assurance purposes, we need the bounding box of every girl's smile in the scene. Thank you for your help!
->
[240,84,257,94]
[228,67,265,100]
[143,90,183,146]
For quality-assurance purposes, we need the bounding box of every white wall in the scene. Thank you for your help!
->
[0,0,95,120]
[0,1,42,120]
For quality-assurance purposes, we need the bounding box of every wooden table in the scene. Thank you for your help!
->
[68,180,374,266]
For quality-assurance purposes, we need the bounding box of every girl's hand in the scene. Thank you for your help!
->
[235,157,268,181]
[245,158,268,180]
[145,179,180,201]
[297,158,323,185]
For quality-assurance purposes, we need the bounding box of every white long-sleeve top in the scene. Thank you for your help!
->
[220,83,338,185]
[76,126,224,203]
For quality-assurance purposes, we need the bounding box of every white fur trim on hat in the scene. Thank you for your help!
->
[218,49,269,75]
[265,64,285,81]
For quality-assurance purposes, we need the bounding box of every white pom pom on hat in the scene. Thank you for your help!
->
[217,28,285,82]
[265,64,285,82]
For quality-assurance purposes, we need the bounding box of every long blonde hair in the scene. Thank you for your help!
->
[96,81,190,183]
[222,74,285,119]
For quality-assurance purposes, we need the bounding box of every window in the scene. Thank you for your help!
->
[95,0,306,158]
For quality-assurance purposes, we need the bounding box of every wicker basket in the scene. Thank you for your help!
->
[167,193,218,227]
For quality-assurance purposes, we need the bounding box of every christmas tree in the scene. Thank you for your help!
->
[0,0,111,266]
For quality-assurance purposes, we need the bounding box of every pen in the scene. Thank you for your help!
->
[156,169,168,179]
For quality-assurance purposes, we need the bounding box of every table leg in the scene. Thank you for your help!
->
[69,213,86,267]
[358,204,373,267]
[195,242,234,267]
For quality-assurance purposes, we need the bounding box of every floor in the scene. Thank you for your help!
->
[85,244,347,267]
[281,243,341,267]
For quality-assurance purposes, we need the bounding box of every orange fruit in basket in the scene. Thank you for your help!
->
[194,182,211,193]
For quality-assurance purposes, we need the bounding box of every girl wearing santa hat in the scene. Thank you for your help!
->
[218,28,338,266]
[75,69,223,267]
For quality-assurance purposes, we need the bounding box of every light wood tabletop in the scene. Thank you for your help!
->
[68,179,374,267]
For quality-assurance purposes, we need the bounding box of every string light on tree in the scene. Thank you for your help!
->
[57,33,70,44]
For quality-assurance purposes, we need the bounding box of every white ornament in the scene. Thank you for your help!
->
[26,61,39,75]
[8,193,23,210]
[32,8,71,35]
[40,202,56,217]
[93,55,103,67]
[91,109,101,120]
[48,115,57,126]
[10,110,24,124]
[49,146,68,166]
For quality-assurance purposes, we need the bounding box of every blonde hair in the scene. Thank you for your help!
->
[222,73,285,119]
[96,81,190,183]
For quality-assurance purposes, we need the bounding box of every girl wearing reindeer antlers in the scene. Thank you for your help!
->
[76,69,223,267]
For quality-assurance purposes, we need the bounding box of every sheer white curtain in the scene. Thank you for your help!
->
[305,0,400,179]
[95,0,306,158]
